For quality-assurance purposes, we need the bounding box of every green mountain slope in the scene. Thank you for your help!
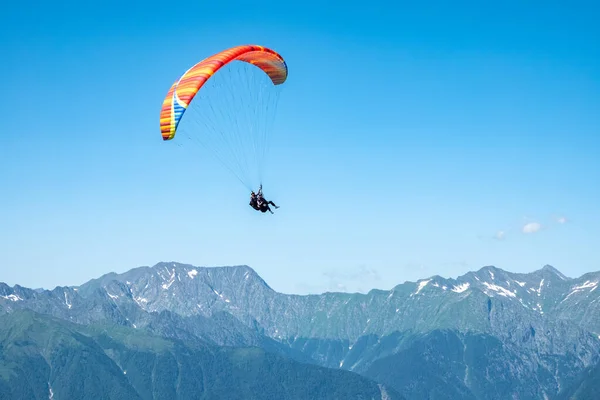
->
[2,262,600,399]
[556,362,600,400]
[0,310,402,400]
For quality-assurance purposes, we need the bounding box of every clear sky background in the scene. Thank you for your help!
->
[1,0,598,294]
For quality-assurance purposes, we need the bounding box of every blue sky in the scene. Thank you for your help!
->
[1,1,598,294]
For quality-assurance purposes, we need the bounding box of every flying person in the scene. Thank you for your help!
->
[249,192,260,211]
[250,185,279,214]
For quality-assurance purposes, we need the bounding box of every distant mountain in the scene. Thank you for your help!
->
[557,361,600,400]
[1,262,600,399]
[0,309,402,400]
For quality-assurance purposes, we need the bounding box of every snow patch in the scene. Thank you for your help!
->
[489,271,495,280]
[537,279,545,296]
[162,268,176,290]
[431,282,447,290]
[188,269,198,279]
[518,298,529,309]
[64,292,72,309]
[452,283,470,293]
[211,289,230,302]
[562,280,599,302]
[414,279,431,295]
[573,280,598,291]
[516,281,526,287]
[134,296,148,307]
[378,383,392,400]
[1,294,23,302]
[106,291,119,300]
[482,282,516,298]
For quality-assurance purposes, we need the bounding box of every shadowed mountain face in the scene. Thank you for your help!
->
[1,262,600,399]
[0,310,402,400]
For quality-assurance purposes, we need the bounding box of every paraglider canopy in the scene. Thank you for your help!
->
[159,45,288,194]
[160,45,288,142]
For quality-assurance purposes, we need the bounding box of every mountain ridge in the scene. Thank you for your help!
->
[2,262,600,399]
[3,262,600,341]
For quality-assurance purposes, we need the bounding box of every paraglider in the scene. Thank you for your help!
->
[250,185,279,214]
[159,44,287,214]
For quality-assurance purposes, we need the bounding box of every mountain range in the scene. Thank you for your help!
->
[1,262,599,399]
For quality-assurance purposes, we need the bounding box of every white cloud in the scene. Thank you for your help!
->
[294,282,323,294]
[323,265,381,293]
[522,222,542,234]
[494,230,506,240]
[557,216,568,224]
